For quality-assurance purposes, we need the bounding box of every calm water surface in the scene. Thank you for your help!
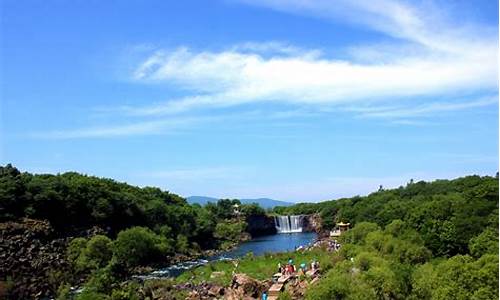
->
[141,232,317,279]
[220,232,317,258]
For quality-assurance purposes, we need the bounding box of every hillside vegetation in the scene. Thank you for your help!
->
[274,175,498,257]
[0,164,266,299]
[272,175,499,299]
[1,164,497,299]
[176,175,499,299]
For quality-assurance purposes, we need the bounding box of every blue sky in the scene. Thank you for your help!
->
[1,0,498,202]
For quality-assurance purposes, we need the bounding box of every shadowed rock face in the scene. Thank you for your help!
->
[245,215,277,237]
[0,219,71,300]
[302,214,322,233]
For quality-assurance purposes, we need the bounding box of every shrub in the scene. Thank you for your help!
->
[214,220,247,242]
[55,283,71,300]
[341,222,380,245]
[175,234,190,254]
[469,228,499,258]
[84,266,117,294]
[112,227,164,267]
[86,235,113,268]
[67,237,88,264]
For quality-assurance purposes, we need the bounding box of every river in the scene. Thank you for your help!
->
[139,232,317,279]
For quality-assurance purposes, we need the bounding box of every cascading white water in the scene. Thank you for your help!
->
[274,215,303,233]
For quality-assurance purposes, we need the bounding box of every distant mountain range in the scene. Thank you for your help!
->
[187,196,294,209]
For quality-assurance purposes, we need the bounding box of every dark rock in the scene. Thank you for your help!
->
[0,218,71,300]
[246,215,277,237]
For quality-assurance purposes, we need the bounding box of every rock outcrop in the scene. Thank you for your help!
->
[0,218,70,299]
[182,273,271,300]
[302,214,322,233]
[246,215,277,237]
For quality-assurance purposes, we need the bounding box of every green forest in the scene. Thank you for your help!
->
[277,175,499,299]
[0,164,266,299]
[1,164,498,299]
[169,175,499,299]
[0,163,265,250]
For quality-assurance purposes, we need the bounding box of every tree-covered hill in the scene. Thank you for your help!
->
[0,164,272,299]
[274,175,498,258]
[0,164,268,248]
[1,164,498,299]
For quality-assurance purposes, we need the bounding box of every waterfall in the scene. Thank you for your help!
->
[274,215,303,233]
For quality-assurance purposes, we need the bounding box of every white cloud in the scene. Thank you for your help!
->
[31,107,317,139]
[32,117,209,139]
[33,0,499,139]
[127,0,497,117]
[350,95,498,119]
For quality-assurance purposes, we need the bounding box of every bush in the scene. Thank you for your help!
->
[469,227,499,258]
[86,235,113,268]
[67,237,88,264]
[67,235,113,273]
[214,221,247,243]
[341,222,380,245]
[55,283,71,300]
[112,227,164,267]
[175,234,190,254]
[110,282,140,300]
[76,290,109,300]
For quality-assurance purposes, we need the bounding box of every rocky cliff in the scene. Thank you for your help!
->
[245,215,277,237]
[0,218,71,300]
[302,214,322,233]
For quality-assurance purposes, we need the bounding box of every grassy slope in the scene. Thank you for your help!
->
[175,248,334,286]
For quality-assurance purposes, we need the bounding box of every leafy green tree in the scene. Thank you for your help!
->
[175,234,190,254]
[319,206,338,230]
[469,227,498,258]
[112,227,164,267]
[240,203,266,217]
[341,222,380,244]
[67,237,88,265]
[214,221,247,243]
[85,235,113,268]
[0,164,26,220]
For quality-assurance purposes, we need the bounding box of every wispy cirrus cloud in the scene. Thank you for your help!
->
[31,116,210,139]
[349,95,498,119]
[123,0,497,119]
[31,0,498,140]
[129,45,497,115]
[31,107,319,139]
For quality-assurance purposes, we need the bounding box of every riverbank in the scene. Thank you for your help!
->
[123,235,337,299]
[134,232,317,280]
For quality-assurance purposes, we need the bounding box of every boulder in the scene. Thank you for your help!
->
[0,218,71,299]
[224,273,269,300]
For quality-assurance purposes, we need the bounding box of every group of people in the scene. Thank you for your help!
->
[324,239,341,252]
[278,259,296,275]
[277,259,320,276]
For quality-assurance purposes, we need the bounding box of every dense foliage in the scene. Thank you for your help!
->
[2,164,498,299]
[272,175,499,299]
[305,219,498,300]
[275,175,498,257]
[0,164,265,251]
[0,164,271,299]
